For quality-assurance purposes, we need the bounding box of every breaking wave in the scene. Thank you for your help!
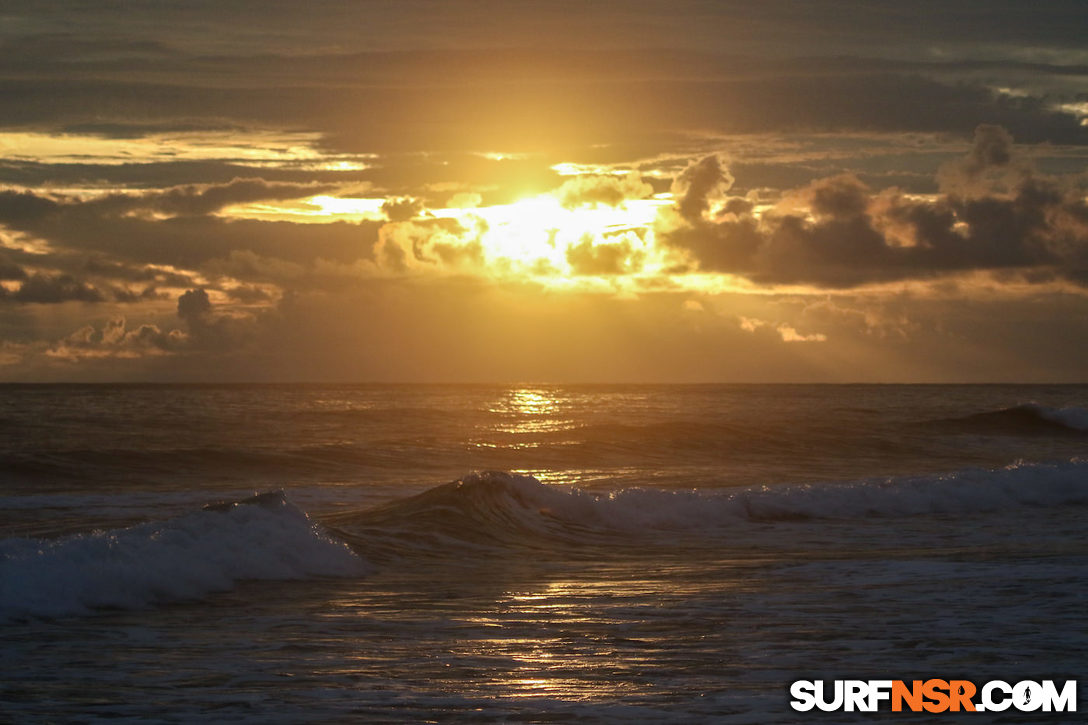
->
[6,458,1086,620]
[933,403,1088,435]
[330,460,1088,557]
[0,491,370,622]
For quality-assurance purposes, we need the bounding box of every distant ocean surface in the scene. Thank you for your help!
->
[2,384,1086,722]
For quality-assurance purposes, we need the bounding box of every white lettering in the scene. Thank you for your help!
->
[868,680,892,711]
[1040,680,1077,713]
[789,680,816,712]
[844,680,867,711]
[814,680,844,712]
[982,680,1012,712]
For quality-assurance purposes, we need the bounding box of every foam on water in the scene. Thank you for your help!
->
[332,459,1088,552]
[0,491,371,621]
[5,459,1086,620]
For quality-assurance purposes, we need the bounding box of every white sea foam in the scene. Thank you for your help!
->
[432,459,1088,534]
[0,492,371,621]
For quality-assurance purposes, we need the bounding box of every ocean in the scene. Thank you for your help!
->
[1,384,1085,722]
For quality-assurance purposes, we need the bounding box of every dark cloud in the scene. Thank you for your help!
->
[4,2,1087,63]
[0,66,1084,156]
[5,273,105,304]
[75,178,339,218]
[0,255,27,280]
[57,121,245,139]
[0,154,563,207]
[110,285,164,303]
[673,156,734,222]
[0,159,370,189]
[0,2,1086,162]
[177,288,211,325]
[174,287,260,353]
[52,317,180,358]
[143,178,339,217]
[0,248,195,305]
[83,257,198,288]
[0,204,381,273]
[225,285,273,304]
[935,124,1031,195]
[0,33,177,65]
[661,127,1088,287]
[0,190,60,224]
[0,179,343,255]
[381,197,424,222]
[719,198,755,217]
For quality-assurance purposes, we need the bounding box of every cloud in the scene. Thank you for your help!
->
[737,315,826,342]
[3,273,105,304]
[776,324,827,343]
[738,316,767,332]
[177,288,212,325]
[0,201,383,273]
[672,155,734,222]
[659,127,1088,288]
[0,271,1082,382]
[381,197,424,222]
[935,124,1030,195]
[0,254,27,280]
[83,257,197,288]
[0,189,60,224]
[555,172,652,209]
[0,178,339,228]
[2,47,1085,159]
[0,158,372,189]
[174,287,261,353]
[83,178,339,218]
[373,217,477,272]
[565,236,643,276]
[225,285,274,304]
[145,178,339,216]
[0,243,199,305]
[46,317,183,361]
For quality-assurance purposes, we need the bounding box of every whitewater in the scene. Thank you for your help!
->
[1,384,1085,722]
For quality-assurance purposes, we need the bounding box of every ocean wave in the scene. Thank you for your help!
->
[0,491,370,622]
[933,403,1088,435]
[330,461,1088,553]
[8,459,1085,619]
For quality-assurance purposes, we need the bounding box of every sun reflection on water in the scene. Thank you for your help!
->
[434,572,723,702]
[508,389,559,416]
[487,388,572,435]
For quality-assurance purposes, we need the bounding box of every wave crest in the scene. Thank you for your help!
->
[330,461,1088,556]
[0,491,370,621]
[934,403,1088,435]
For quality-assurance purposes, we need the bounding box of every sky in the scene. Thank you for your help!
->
[0,0,1086,382]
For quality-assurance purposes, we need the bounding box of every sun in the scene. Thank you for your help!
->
[217,183,673,282]
[465,196,570,271]
[434,194,669,278]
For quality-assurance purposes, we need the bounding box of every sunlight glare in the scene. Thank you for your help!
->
[435,194,670,277]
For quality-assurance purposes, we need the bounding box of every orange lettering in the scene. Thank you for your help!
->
[948,680,976,712]
[892,680,924,712]
[923,679,951,713]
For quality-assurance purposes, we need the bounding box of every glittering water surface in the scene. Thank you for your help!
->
[1,385,1086,722]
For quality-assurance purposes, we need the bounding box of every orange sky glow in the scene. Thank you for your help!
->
[0,2,1085,381]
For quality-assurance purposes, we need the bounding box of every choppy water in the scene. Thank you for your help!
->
[1,384,1086,722]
